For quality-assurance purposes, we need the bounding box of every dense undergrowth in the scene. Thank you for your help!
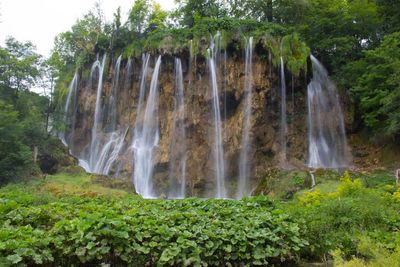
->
[0,174,306,266]
[1,171,400,266]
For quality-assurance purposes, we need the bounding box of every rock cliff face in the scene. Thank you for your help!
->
[67,50,312,198]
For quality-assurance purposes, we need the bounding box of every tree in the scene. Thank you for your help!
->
[174,0,227,27]
[227,0,273,21]
[0,101,32,183]
[376,0,400,34]
[148,3,168,30]
[128,0,151,34]
[351,32,400,137]
[0,37,41,93]
[53,10,105,68]
[299,0,381,72]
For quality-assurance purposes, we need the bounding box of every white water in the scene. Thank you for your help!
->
[134,54,151,133]
[93,127,128,174]
[307,55,350,169]
[62,71,79,149]
[107,55,122,131]
[168,58,187,199]
[124,57,133,90]
[89,55,107,170]
[132,55,162,198]
[309,171,316,190]
[208,36,226,198]
[237,37,254,199]
[280,57,288,161]
[223,50,228,124]
[77,55,128,175]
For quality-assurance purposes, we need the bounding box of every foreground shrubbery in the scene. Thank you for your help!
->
[1,172,400,266]
[286,172,400,264]
[0,185,306,266]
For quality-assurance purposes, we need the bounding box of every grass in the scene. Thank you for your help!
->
[43,172,128,196]
[1,172,133,199]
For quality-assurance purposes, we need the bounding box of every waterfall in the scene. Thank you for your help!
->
[237,37,254,199]
[91,55,126,175]
[88,55,107,170]
[208,36,226,198]
[124,57,133,90]
[107,55,122,132]
[132,55,162,198]
[213,31,221,64]
[93,127,128,175]
[189,40,193,71]
[223,50,228,124]
[62,71,79,148]
[81,55,128,175]
[309,171,316,190]
[135,54,151,132]
[168,58,187,199]
[307,55,350,169]
[280,57,288,161]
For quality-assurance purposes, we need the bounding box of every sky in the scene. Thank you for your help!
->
[0,0,176,57]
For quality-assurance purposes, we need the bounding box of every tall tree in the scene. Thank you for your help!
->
[128,0,151,34]
[350,32,400,137]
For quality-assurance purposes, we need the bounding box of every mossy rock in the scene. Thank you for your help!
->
[60,165,86,175]
[38,137,78,174]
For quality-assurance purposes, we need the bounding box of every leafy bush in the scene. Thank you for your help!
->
[0,194,307,266]
[287,172,400,260]
[333,235,400,267]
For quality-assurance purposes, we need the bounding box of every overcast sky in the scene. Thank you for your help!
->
[0,0,176,57]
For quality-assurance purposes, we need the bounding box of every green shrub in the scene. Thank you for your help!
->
[333,235,400,267]
[287,173,400,260]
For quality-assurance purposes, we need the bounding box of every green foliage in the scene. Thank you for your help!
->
[333,235,400,267]
[376,0,400,34]
[288,172,400,260]
[174,0,228,27]
[128,0,151,34]
[299,0,381,71]
[0,101,32,183]
[0,37,68,183]
[291,172,306,188]
[0,184,307,266]
[281,33,310,76]
[350,32,400,136]
[0,37,42,95]
[53,10,105,68]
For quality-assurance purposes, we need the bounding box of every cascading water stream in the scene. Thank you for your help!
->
[62,71,79,148]
[90,55,128,175]
[280,57,288,161]
[223,50,228,126]
[134,54,151,132]
[132,55,162,198]
[307,55,350,169]
[208,37,226,198]
[168,58,187,199]
[124,57,133,90]
[237,37,253,199]
[76,55,128,175]
[309,171,316,190]
[107,55,122,132]
[88,55,107,171]
[94,127,128,175]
